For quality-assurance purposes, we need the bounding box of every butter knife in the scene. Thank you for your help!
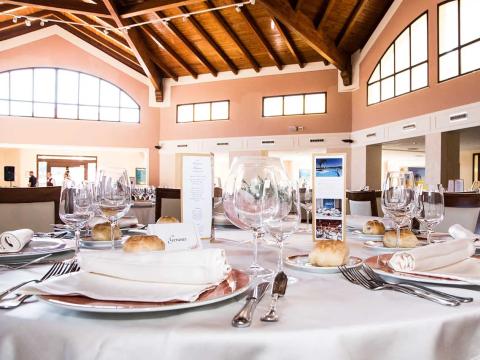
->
[261,271,288,322]
[232,281,270,328]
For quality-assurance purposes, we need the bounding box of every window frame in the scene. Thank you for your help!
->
[367,12,429,106]
[176,100,230,123]
[262,92,327,117]
[0,67,140,123]
[437,0,480,83]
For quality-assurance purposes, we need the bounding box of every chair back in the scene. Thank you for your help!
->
[436,193,480,233]
[346,191,379,217]
[0,186,61,232]
[155,188,181,222]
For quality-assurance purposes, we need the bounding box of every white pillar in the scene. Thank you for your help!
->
[425,132,442,185]
[350,145,367,190]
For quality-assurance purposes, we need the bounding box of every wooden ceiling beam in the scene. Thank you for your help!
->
[236,4,283,70]
[139,23,198,79]
[0,4,23,12]
[51,13,143,74]
[205,0,259,72]
[150,55,179,82]
[120,0,206,19]
[0,14,54,41]
[103,0,164,102]
[272,17,304,68]
[315,0,334,31]
[258,0,351,85]
[0,9,49,31]
[179,6,238,74]
[335,0,368,47]
[294,0,304,12]
[2,0,112,18]
[155,11,218,77]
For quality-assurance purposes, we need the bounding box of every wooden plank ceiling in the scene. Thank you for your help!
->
[0,0,393,101]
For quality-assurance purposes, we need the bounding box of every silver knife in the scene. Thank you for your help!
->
[232,281,270,328]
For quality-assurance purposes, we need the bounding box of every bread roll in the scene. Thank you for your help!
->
[363,220,385,235]
[156,216,179,224]
[92,223,121,241]
[123,235,165,253]
[383,229,419,248]
[308,240,349,267]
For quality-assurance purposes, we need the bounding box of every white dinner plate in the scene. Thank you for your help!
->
[79,237,127,249]
[0,237,72,263]
[365,254,480,285]
[285,254,362,274]
[363,240,427,252]
[37,269,251,313]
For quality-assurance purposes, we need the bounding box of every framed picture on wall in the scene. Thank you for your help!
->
[135,168,147,185]
[312,154,346,242]
[473,153,480,183]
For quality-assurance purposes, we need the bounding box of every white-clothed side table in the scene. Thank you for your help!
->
[1,230,480,360]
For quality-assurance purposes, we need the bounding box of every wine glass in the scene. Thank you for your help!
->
[95,168,132,250]
[414,184,445,244]
[59,181,95,254]
[381,171,415,248]
[300,184,313,232]
[264,180,300,282]
[223,157,283,276]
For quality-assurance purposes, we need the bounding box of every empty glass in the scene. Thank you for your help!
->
[381,171,415,248]
[414,184,445,244]
[59,181,95,254]
[265,180,300,279]
[95,168,132,250]
[223,157,283,276]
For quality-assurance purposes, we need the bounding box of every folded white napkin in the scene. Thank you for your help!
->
[0,229,33,253]
[388,239,480,284]
[346,215,394,230]
[19,248,232,302]
[78,248,230,285]
[449,224,479,240]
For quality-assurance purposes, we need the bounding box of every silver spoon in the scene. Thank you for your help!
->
[261,271,288,322]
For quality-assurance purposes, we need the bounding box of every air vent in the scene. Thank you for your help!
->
[450,112,467,122]
[216,142,229,146]
[261,140,275,144]
[402,124,416,131]
[177,144,188,148]
[366,132,377,138]
[309,138,324,143]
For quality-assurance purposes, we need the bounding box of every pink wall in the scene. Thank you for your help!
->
[352,0,480,131]
[159,70,352,140]
[0,34,160,185]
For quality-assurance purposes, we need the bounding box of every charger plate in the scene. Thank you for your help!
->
[0,238,71,264]
[365,254,480,285]
[37,269,251,313]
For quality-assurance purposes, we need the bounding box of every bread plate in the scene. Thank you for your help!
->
[0,237,72,264]
[365,254,480,285]
[363,240,427,252]
[349,230,384,240]
[285,254,362,274]
[37,269,251,313]
[79,236,126,249]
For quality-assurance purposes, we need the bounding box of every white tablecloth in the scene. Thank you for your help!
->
[1,230,480,360]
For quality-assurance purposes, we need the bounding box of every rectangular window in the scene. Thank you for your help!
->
[176,100,229,123]
[438,0,480,82]
[262,92,326,117]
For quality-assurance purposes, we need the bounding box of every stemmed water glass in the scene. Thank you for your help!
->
[381,171,415,248]
[95,168,132,250]
[300,184,313,232]
[223,157,282,276]
[59,181,95,254]
[414,184,445,244]
[264,180,300,282]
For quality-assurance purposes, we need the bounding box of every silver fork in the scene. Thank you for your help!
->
[338,265,460,307]
[362,264,473,304]
[0,261,79,305]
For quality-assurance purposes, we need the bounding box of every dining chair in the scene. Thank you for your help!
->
[0,186,61,232]
[154,188,181,222]
[346,190,379,217]
[436,193,480,233]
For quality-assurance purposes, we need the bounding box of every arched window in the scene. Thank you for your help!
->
[0,68,140,123]
[438,0,480,82]
[367,13,428,105]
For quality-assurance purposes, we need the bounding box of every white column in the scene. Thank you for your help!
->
[350,145,367,190]
[425,132,442,185]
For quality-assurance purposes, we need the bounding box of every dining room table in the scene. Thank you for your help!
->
[1,228,480,360]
